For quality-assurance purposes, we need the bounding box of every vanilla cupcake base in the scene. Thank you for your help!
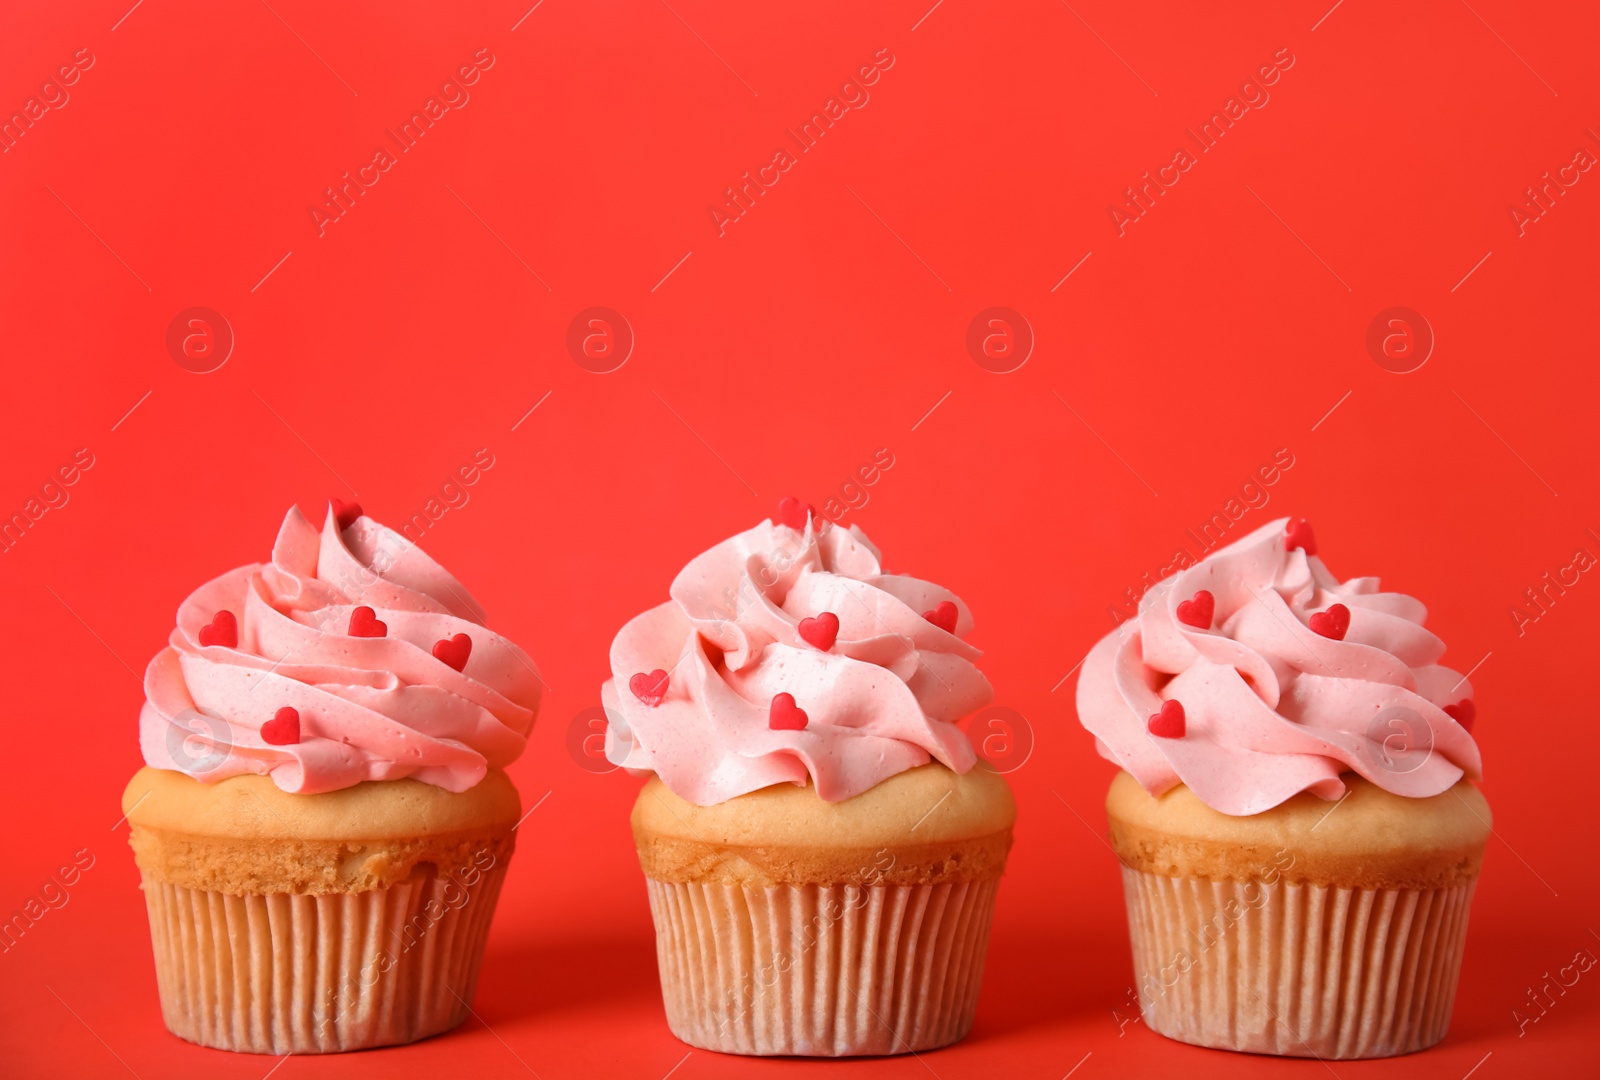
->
[142,861,508,1054]
[123,768,522,1055]
[1106,771,1490,1060]
[632,765,1016,1057]
[648,878,999,1056]
[1121,867,1476,1058]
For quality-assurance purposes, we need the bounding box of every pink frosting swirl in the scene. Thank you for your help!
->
[139,505,541,794]
[1076,517,1483,816]
[603,515,991,805]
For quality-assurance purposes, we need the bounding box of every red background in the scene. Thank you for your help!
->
[2,0,1597,1075]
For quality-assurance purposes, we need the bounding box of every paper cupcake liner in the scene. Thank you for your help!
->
[138,861,508,1054]
[644,877,1000,1056]
[1120,866,1477,1059]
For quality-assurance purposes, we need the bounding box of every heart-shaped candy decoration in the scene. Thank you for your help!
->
[1175,590,1214,629]
[1147,700,1186,738]
[261,707,301,745]
[798,612,840,651]
[1309,603,1350,641]
[769,692,809,731]
[923,601,958,634]
[348,606,388,638]
[433,633,472,672]
[775,496,815,531]
[630,669,669,707]
[332,498,363,531]
[198,610,238,649]
[1286,518,1317,556]
[1444,700,1476,732]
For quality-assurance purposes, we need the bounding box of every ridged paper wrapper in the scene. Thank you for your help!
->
[645,877,1000,1056]
[1120,866,1477,1058]
[137,862,508,1054]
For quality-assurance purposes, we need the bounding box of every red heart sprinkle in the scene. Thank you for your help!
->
[1175,590,1214,629]
[775,496,817,531]
[348,606,388,638]
[332,499,363,531]
[923,601,958,634]
[198,610,238,649]
[630,669,669,707]
[1444,700,1476,732]
[1308,603,1350,640]
[798,612,840,651]
[262,707,301,745]
[1286,518,1317,556]
[433,633,472,671]
[1147,700,1186,738]
[769,692,809,731]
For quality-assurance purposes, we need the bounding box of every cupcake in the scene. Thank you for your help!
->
[122,503,541,1053]
[604,501,1015,1056]
[1076,517,1487,1058]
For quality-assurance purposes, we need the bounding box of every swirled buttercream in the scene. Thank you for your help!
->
[603,513,991,805]
[1076,517,1482,815]
[139,505,541,794]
